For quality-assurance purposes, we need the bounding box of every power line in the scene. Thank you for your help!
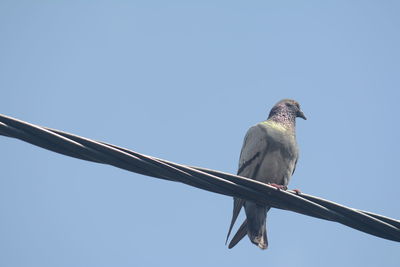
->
[0,113,399,243]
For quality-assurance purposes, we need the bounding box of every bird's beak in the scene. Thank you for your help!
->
[297,110,307,120]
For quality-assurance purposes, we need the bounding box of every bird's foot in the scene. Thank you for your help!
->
[292,189,301,195]
[268,183,287,190]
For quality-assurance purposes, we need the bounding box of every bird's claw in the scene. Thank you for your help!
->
[268,184,301,195]
[268,183,288,190]
[292,189,301,195]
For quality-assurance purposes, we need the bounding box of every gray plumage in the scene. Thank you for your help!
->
[226,99,306,249]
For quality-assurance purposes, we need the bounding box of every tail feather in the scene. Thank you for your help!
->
[225,198,245,244]
[228,219,248,249]
[244,202,269,250]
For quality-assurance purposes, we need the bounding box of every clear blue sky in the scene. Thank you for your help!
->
[1,1,399,266]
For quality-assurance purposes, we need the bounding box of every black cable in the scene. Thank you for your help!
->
[0,114,399,243]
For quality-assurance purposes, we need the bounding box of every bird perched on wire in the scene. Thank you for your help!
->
[226,99,306,249]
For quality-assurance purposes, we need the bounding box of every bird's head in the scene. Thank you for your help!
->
[268,99,307,121]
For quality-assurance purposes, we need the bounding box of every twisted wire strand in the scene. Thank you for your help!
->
[0,114,399,243]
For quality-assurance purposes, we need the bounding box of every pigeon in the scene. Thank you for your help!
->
[226,99,306,249]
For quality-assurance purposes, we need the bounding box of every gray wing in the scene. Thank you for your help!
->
[292,157,298,175]
[225,124,268,244]
[237,124,269,178]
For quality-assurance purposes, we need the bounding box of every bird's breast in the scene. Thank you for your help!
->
[256,129,298,186]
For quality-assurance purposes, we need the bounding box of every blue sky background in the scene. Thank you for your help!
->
[1,1,399,266]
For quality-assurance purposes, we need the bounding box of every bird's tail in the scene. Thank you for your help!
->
[228,219,248,249]
[244,202,268,250]
[225,198,245,245]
